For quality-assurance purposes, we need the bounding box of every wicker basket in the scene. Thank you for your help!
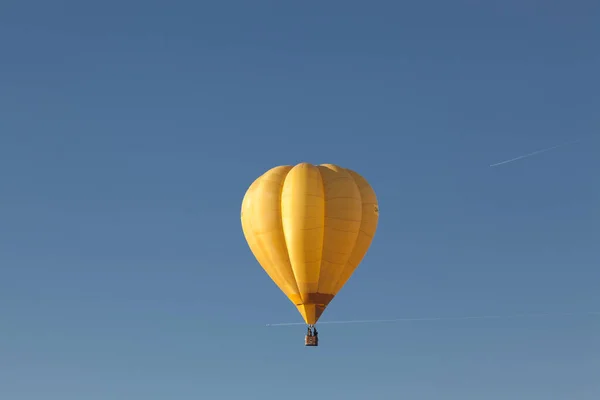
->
[305,335,319,346]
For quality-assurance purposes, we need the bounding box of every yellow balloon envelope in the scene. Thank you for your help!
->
[241,163,379,326]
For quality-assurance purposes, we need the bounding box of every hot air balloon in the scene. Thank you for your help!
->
[241,163,379,346]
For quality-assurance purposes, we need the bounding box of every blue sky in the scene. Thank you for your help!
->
[1,1,598,399]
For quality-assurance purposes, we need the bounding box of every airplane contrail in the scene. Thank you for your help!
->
[489,139,581,167]
[265,311,600,327]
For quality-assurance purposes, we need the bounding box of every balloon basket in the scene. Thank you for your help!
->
[305,335,319,347]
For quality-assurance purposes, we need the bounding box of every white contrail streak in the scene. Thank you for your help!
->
[265,311,600,327]
[489,139,581,167]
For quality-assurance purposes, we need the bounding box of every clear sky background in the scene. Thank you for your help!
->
[1,1,599,399]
